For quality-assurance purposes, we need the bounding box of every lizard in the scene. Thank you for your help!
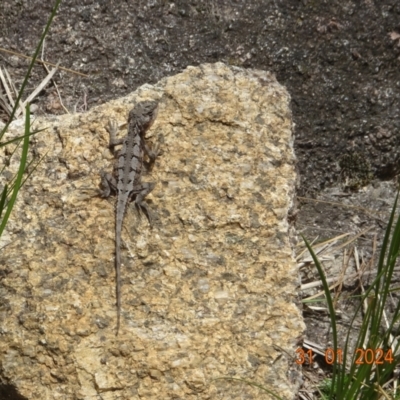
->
[100,100,159,336]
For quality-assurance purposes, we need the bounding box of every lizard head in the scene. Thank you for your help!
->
[129,101,159,132]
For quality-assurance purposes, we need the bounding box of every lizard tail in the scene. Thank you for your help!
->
[115,198,126,336]
[115,233,121,337]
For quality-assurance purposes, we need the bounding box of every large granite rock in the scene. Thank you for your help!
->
[0,62,304,399]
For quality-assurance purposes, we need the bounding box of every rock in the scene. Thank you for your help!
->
[0,62,304,399]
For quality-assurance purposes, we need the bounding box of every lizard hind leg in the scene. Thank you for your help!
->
[134,202,152,226]
[99,171,118,198]
[131,182,156,226]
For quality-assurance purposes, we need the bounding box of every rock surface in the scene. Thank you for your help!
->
[0,63,304,399]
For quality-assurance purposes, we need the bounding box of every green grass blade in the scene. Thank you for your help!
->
[0,129,45,196]
[334,192,400,399]
[0,105,31,236]
[19,148,49,189]
[0,128,45,147]
[301,235,340,399]
[0,184,8,220]
[373,192,398,298]
[379,192,400,297]
[0,137,22,177]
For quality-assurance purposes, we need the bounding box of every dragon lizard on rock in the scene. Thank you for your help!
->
[100,100,159,336]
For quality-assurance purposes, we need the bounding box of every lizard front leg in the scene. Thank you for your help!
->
[107,119,125,152]
[144,141,160,163]
[99,119,122,197]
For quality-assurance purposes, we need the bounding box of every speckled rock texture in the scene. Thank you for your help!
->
[0,63,304,399]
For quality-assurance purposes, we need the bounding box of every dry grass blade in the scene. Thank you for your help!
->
[0,46,88,77]
[0,67,15,108]
[332,226,374,252]
[4,67,19,101]
[21,63,59,115]
[0,64,60,120]
[301,276,342,291]
[302,253,372,302]
[303,278,352,302]
[297,232,351,261]
[40,41,69,114]
[0,66,25,117]
[298,228,373,264]
[0,93,13,116]
[298,196,391,222]
[300,228,375,301]
[42,61,68,113]
[303,338,326,357]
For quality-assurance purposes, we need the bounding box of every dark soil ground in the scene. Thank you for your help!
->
[1,0,400,398]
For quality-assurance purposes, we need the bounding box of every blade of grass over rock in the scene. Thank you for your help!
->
[0,0,61,240]
[0,106,31,237]
[0,129,45,147]
[0,184,8,220]
[19,148,49,189]
[0,47,88,78]
[0,129,44,197]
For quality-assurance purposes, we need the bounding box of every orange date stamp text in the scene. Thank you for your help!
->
[296,347,394,365]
